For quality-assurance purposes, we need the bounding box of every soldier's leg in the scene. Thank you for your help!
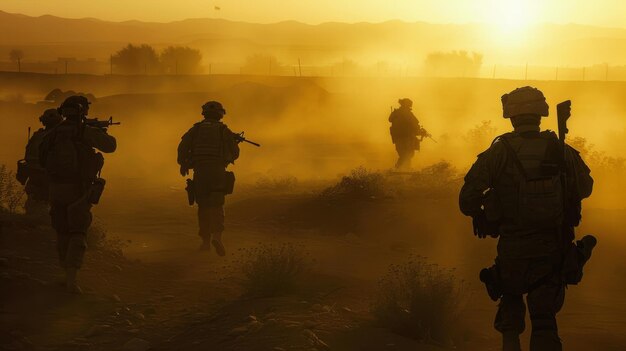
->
[527,282,564,351]
[208,205,226,256]
[64,194,93,293]
[50,202,70,268]
[495,294,526,351]
[197,202,212,250]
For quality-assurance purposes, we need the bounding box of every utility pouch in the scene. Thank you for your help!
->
[16,159,29,185]
[89,178,106,204]
[185,178,195,206]
[224,171,235,195]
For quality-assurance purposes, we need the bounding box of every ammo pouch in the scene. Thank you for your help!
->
[88,177,106,204]
[16,159,29,185]
[224,171,235,195]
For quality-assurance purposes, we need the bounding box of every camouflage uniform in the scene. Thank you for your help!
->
[19,109,62,215]
[40,96,116,293]
[459,87,593,351]
[177,101,240,255]
[389,98,423,170]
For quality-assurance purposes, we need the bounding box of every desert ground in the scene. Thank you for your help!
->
[1,73,625,350]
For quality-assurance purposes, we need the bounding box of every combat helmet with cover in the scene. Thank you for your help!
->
[58,95,91,120]
[202,101,226,119]
[39,109,63,128]
[501,86,549,119]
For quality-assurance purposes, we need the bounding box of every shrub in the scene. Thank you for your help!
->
[371,256,464,345]
[321,166,386,200]
[0,164,25,214]
[238,243,308,297]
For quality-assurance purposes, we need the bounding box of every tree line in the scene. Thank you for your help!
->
[111,44,203,75]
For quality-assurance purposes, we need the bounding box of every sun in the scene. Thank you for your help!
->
[485,0,538,41]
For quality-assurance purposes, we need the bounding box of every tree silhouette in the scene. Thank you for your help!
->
[9,49,24,73]
[160,46,202,74]
[112,44,159,75]
[424,51,483,77]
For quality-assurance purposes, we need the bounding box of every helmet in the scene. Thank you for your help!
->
[39,109,63,127]
[58,95,90,117]
[202,101,226,116]
[501,86,549,118]
[398,98,413,107]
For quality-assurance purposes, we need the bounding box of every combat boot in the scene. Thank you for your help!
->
[65,267,82,294]
[211,232,226,257]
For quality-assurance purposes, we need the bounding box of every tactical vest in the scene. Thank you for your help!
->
[191,120,225,164]
[493,131,564,229]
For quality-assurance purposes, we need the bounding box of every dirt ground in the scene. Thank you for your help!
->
[2,175,626,351]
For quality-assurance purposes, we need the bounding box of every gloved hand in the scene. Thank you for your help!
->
[472,211,499,239]
[180,165,189,177]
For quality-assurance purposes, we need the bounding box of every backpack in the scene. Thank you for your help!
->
[40,122,103,183]
[499,132,564,228]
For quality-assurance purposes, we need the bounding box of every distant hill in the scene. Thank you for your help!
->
[2,10,626,66]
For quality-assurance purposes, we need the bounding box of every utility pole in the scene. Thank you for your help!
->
[298,58,302,77]
[110,54,113,75]
[525,63,528,80]
[555,66,559,81]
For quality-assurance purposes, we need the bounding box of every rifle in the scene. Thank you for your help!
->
[420,128,438,143]
[234,132,260,147]
[84,116,121,129]
[557,100,580,240]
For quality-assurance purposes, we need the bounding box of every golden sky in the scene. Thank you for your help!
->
[2,0,626,28]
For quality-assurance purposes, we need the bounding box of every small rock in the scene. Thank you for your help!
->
[246,315,258,322]
[124,319,134,327]
[134,313,146,321]
[111,294,122,302]
[341,307,354,313]
[122,337,152,351]
[228,326,249,336]
[322,305,333,313]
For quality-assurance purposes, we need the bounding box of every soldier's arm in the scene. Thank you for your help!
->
[177,128,194,166]
[223,127,240,163]
[82,126,117,153]
[459,142,505,217]
[565,144,593,200]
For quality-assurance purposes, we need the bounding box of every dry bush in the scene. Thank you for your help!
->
[464,120,498,152]
[238,243,308,297]
[87,220,126,256]
[321,166,386,200]
[372,256,465,345]
[568,136,625,173]
[407,160,460,191]
[0,164,25,214]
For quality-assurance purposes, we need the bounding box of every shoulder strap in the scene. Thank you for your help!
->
[500,135,529,180]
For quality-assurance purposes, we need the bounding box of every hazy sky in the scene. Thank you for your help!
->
[2,0,626,28]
